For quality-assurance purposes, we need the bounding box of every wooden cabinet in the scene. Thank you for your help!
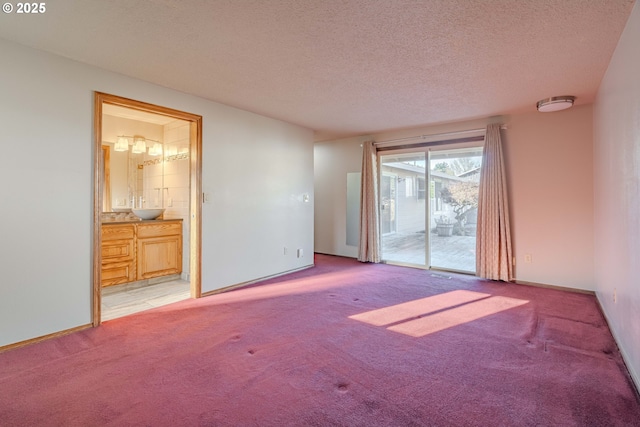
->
[100,220,182,287]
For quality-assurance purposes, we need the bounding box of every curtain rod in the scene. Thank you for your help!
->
[374,125,507,146]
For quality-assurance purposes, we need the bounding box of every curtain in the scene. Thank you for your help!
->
[476,124,513,281]
[358,141,381,263]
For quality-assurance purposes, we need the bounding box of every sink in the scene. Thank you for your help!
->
[132,208,165,220]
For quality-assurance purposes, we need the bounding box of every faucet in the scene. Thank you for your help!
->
[128,187,133,208]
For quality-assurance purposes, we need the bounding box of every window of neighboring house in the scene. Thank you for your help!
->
[405,176,414,197]
[431,180,443,210]
[417,177,426,200]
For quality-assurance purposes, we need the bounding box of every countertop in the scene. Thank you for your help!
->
[101,217,183,225]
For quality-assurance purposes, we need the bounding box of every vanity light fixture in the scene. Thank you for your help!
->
[131,137,147,154]
[148,142,163,156]
[115,136,129,152]
[536,96,576,112]
[115,135,163,155]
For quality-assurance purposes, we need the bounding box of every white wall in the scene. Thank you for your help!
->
[202,107,314,289]
[505,105,594,290]
[593,1,640,388]
[0,38,314,347]
[314,136,371,258]
[315,109,595,290]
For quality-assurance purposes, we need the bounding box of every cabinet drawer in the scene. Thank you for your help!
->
[102,224,135,241]
[102,239,134,263]
[137,221,182,239]
[102,261,136,287]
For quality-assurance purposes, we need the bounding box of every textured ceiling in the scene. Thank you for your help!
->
[0,0,635,140]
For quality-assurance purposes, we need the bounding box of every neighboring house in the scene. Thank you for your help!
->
[380,162,426,235]
[457,166,481,180]
[380,163,479,235]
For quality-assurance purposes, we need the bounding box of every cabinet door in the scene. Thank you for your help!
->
[137,235,182,280]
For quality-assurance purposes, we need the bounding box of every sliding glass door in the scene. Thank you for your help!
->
[380,145,483,273]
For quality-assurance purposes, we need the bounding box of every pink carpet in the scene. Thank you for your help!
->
[1,254,638,426]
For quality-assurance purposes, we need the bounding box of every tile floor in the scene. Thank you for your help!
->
[101,278,191,321]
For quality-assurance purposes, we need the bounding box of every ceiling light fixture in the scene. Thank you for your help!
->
[536,96,576,113]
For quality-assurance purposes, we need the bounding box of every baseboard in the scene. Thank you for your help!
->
[201,263,315,297]
[513,279,595,295]
[595,294,640,397]
[0,323,93,354]
[315,255,597,296]
[314,251,359,260]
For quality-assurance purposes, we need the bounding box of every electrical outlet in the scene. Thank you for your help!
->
[297,249,303,258]
[284,247,288,255]
[524,254,532,263]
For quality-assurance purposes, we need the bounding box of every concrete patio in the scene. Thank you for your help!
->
[381,231,476,272]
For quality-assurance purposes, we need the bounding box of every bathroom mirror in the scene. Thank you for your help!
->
[101,142,143,213]
[101,110,172,213]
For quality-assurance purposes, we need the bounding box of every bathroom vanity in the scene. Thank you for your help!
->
[101,219,183,287]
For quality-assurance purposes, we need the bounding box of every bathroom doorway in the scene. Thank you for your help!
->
[93,92,202,326]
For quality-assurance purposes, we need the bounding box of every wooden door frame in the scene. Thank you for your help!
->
[93,92,203,326]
